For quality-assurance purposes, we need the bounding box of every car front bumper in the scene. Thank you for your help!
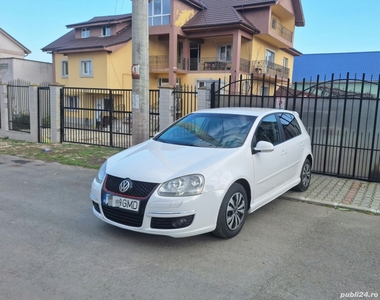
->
[90,179,224,238]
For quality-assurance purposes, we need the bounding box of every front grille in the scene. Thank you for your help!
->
[102,175,158,227]
[101,200,148,227]
[104,175,158,199]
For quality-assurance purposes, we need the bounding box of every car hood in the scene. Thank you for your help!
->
[106,139,238,183]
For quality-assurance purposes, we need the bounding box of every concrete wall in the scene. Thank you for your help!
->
[0,58,53,85]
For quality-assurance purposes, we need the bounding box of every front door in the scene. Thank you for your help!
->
[251,114,288,202]
[190,42,200,71]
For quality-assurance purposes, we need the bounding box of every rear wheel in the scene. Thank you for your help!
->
[293,159,311,192]
[213,183,247,239]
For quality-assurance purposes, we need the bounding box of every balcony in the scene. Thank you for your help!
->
[271,17,293,43]
[251,60,290,79]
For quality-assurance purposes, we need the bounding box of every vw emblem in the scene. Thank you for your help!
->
[119,179,132,193]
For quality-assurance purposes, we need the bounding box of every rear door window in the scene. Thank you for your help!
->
[278,113,301,140]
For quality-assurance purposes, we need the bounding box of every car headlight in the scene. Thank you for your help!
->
[95,161,107,184]
[158,174,205,197]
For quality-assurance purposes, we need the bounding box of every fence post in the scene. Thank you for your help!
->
[158,86,174,130]
[197,87,209,110]
[28,85,38,142]
[49,84,63,143]
[0,84,8,133]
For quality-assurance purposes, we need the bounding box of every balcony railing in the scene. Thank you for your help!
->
[149,55,169,69]
[271,17,293,42]
[240,58,250,73]
[251,60,290,78]
[149,56,289,78]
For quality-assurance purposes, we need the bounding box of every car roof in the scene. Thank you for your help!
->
[196,107,294,117]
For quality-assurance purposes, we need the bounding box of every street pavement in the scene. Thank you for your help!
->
[0,155,379,300]
[284,174,380,215]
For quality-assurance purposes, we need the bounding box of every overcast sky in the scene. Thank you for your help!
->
[2,0,379,62]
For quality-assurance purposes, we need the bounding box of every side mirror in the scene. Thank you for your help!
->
[252,141,274,154]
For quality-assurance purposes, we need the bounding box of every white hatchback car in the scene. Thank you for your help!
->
[90,108,312,238]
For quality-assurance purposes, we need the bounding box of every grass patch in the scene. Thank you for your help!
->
[0,138,121,169]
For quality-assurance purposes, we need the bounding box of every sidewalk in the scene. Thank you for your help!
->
[283,174,380,215]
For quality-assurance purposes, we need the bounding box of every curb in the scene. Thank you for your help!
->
[281,195,380,215]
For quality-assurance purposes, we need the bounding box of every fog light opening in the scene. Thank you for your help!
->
[171,216,194,228]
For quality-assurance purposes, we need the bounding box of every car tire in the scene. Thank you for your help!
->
[293,158,311,192]
[213,183,247,239]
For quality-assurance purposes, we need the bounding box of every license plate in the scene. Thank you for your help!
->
[104,194,140,212]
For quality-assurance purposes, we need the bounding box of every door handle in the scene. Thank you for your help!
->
[281,150,287,156]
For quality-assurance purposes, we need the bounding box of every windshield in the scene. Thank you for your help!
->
[155,113,256,148]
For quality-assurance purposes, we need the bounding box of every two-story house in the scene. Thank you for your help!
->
[42,0,304,90]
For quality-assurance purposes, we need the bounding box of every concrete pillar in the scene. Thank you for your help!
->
[28,85,38,142]
[197,87,209,110]
[49,85,63,143]
[0,84,8,133]
[158,87,174,131]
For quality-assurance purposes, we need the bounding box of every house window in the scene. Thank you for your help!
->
[62,61,68,78]
[158,77,181,87]
[218,45,232,61]
[148,0,170,26]
[101,26,111,37]
[0,63,8,71]
[81,28,90,38]
[197,80,206,89]
[80,59,93,77]
[65,96,79,110]
[265,49,276,70]
[158,78,169,86]
[261,86,269,96]
[283,57,288,68]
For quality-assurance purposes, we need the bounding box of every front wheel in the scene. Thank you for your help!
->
[213,183,247,239]
[293,159,311,192]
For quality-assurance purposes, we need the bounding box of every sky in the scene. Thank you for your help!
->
[1,0,380,63]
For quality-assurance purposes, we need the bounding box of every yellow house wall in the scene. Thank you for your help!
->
[62,51,108,88]
[240,38,251,61]
[251,37,293,69]
[55,53,69,86]
[107,43,133,89]
[149,36,169,56]
[202,37,234,59]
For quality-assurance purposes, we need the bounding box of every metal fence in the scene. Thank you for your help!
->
[211,73,380,182]
[7,80,30,133]
[172,85,198,121]
[60,87,159,148]
[38,86,51,143]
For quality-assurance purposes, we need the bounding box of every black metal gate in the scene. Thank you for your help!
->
[37,87,51,143]
[60,87,159,148]
[211,73,380,182]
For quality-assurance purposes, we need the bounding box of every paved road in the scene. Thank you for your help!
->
[0,155,379,300]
